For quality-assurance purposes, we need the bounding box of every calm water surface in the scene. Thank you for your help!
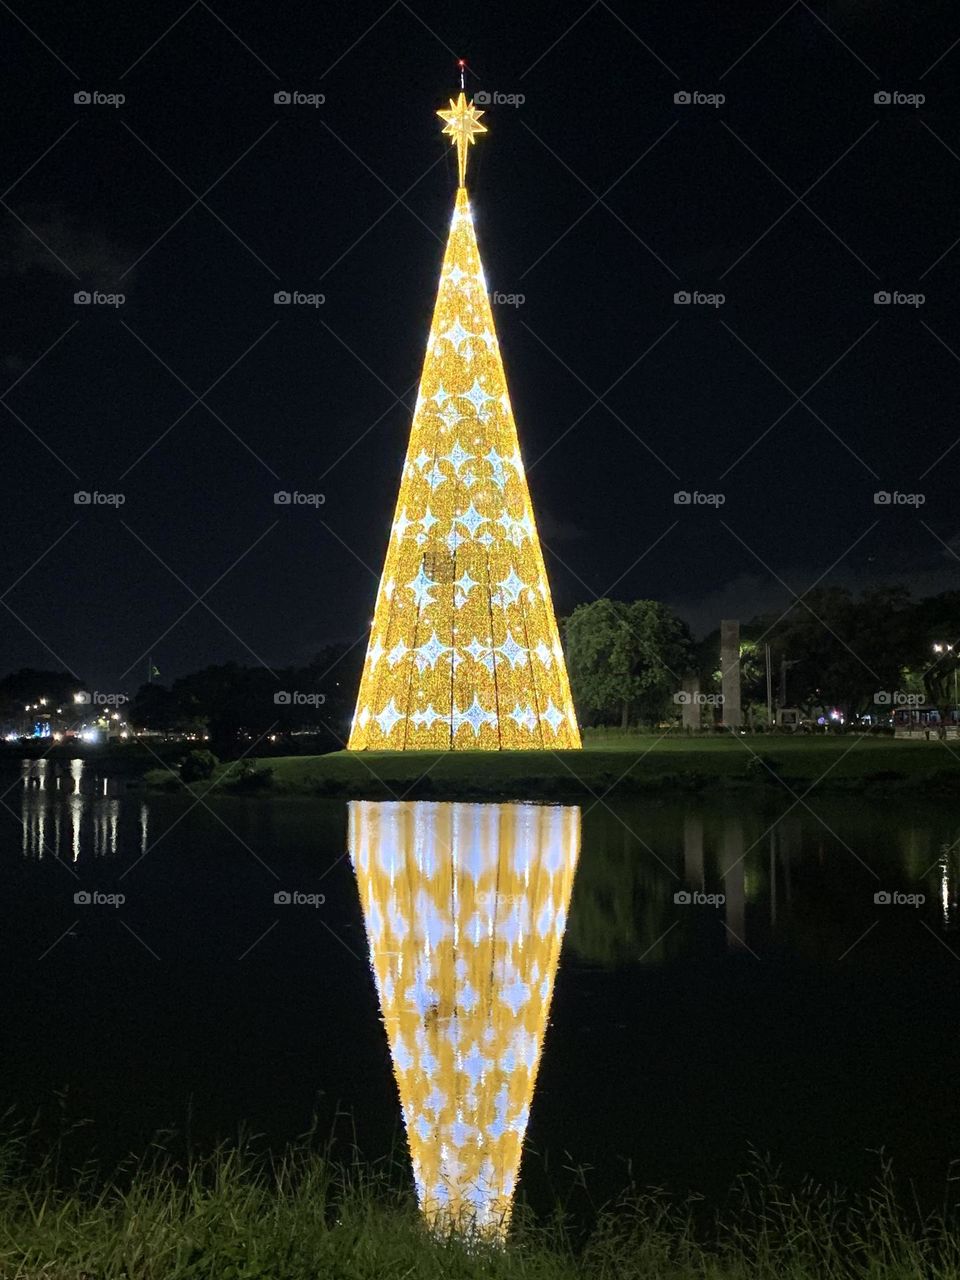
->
[2,758,959,1216]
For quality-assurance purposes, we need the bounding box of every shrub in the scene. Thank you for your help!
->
[224,761,274,792]
[179,749,219,784]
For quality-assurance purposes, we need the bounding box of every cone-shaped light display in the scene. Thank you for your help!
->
[349,800,581,1233]
[348,94,581,750]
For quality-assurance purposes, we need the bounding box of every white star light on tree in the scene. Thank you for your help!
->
[497,568,526,606]
[410,703,447,730]
[375,699,405,737]
[539,699,564,735]
[425,464,446,491]
[497,511,529,547]
[453,695,497,738]
[440,317,475,352]
[533,640,553,668]
[443,440,474,472]
[408,564,439,608]
[440,401,464,428]
[464,637,494,671]
[454,569,478,606]
[456,503,488,538]
[509,702,537,732]
[496,631,528,670]
[415,631,452,672]
[393,509,412,541]
[388,639,409,667]
[368,637,385,670]
[420,507,439,535]
[485,447,507,489]
[461,378,495,414]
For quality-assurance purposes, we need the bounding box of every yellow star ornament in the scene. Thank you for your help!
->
[437,91,487,187]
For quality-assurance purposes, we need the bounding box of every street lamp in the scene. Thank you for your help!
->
[932,643,959,727]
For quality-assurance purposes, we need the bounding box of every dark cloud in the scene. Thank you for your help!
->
[0,205,134,288]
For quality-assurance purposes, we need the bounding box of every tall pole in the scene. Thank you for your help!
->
[765,643,773,727]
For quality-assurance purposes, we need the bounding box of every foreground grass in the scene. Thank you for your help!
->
[149,732,960,799]
[1,1134,958,1280]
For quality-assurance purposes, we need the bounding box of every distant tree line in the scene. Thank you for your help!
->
[0,645,364,754]
[128,646,363,749]
[3,584,958,744]
[563,588,960,728]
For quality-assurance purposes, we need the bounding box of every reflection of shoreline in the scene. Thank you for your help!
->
[563,805,960,966]
[17,759,147,861]
[349,800,581,1234]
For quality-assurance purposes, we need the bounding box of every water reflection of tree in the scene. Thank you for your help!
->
[566,802,960,970]
[566,822,683,966]
[565,808,781,965]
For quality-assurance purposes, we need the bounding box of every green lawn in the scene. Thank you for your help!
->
[198,731,960,799]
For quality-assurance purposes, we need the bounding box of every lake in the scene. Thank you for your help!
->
[2,757,958,1222]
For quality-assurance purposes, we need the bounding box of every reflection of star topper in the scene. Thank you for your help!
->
[437,91,487,188]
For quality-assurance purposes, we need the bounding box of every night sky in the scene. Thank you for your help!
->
[2,0,958,693]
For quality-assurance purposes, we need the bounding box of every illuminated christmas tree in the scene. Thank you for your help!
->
[349,800,582,1233]
[348,93,581,750]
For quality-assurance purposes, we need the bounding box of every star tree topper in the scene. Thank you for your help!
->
[437,91,487,187]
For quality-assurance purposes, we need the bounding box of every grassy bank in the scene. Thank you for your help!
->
[1,1133,956,1279]
[148,732,960,800]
